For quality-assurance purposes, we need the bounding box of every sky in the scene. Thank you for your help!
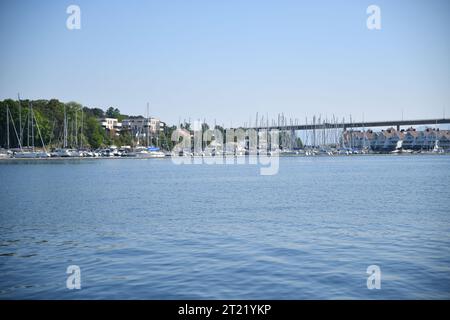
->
[0,0,449,126]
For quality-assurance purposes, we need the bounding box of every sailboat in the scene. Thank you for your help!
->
[51,104,76,157]
[1,105,13,158]
[133,102,166,158]
[14,102,50,158]
[391,140,412,154]
[432,139,444,154]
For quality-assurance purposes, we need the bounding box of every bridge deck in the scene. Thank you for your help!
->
[246,118,450,131]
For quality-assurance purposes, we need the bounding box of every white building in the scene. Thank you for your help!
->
[122,117,165,136]
[100,118,122,136]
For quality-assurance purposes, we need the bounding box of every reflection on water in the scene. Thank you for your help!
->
[0,156,449,299]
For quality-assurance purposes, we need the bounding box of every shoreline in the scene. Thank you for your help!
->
[1,152,449,162]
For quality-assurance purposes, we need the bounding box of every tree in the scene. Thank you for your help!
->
[105,107,121,119]
[89,107,104,118]
[85,117,104,148]
[0,98,176,151]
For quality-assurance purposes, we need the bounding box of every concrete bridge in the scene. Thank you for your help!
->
[246,118,450,132]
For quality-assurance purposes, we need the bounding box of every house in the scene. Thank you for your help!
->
[340,127,449,152]
[122,117,166,138]
[402,128,420,150]
[437,130,450,150]
[100,118,122,136]
[423,128,439,150]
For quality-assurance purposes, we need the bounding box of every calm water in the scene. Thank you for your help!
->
[0,155,449,299]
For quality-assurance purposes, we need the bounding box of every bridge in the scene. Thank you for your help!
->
[245,118,450,132]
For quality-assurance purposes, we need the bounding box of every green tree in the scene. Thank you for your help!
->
[90,107,105,118]
[85,117,104,148]
[105,107,121,118]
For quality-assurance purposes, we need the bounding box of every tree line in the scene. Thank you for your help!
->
[1,99,303,151]
[0,99,177,150]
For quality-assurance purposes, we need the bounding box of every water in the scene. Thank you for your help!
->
[0,155,449,299]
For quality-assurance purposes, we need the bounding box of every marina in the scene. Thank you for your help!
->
[2,100,450,160]
[1,0,449,304]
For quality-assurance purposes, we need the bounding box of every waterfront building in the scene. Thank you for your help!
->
[438,131,450,149]
[341,127,450,151]
[100,118,122,136]
[121,117,166,139]
[402,128,420,150]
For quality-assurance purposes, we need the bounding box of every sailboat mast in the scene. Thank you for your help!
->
[33,106,48,154]
[313,115,316,148]
[18,93,22,145]
[8,107,23,151]
[75,110,78,148]
[362,113,367,149]
[27,102,30,149]
[6,105,10,150]
[146,102,150,147]
[63,104,67,148]
[80,108,83,149]
[30,102,35,152]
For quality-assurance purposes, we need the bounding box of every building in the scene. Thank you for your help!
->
[121,117,166,139]
[341,127,450,151]
[100,118,122,136]
[438,131,450,149]
[402,128,420,150]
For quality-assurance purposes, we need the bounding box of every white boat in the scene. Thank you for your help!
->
[14,151,50,158]
[391,140,413,154]
[432,140,444,154]
[136,150,166,158]
[0,148,12,158]
[98,148,114,157]
[112,149,121,157]
[70,149,85,157]
[51,148,73,157]
[135,146,166,158]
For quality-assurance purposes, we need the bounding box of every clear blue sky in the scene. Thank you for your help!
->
[1,0,449,126]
